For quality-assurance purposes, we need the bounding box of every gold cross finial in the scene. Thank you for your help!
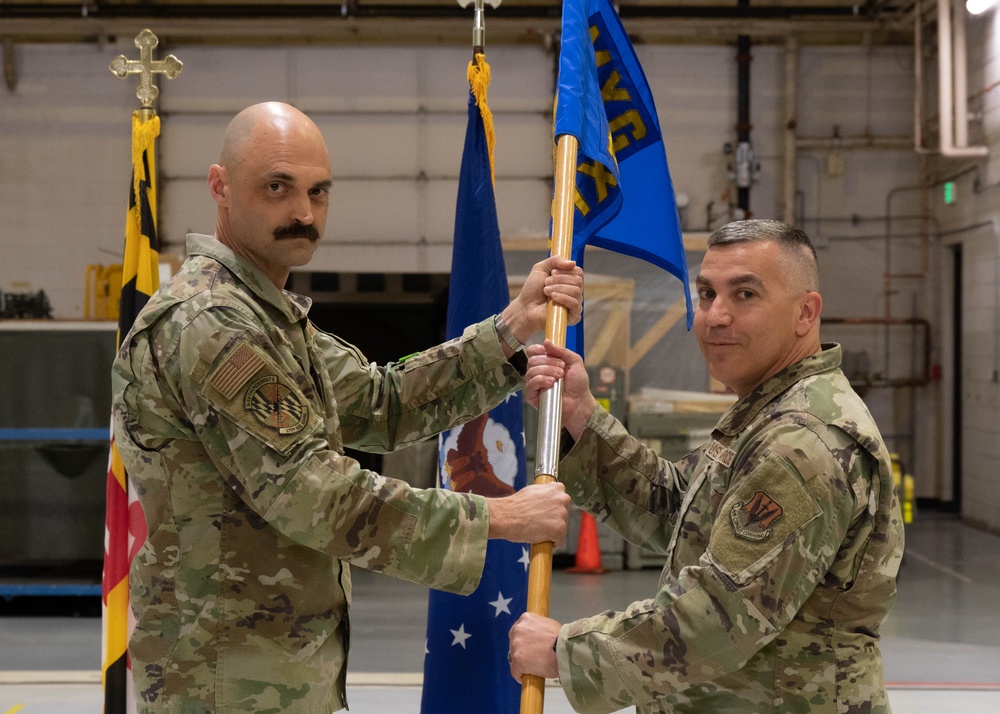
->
[109,29,183,111]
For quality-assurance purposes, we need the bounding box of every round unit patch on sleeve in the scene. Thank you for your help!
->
[245,375,308,435]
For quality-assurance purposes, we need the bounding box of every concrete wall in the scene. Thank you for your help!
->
[929,9,1000,532]
[5,27,996,526]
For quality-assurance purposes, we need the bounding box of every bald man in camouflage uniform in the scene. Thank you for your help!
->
[510,219,904,714]
[112,102,581,713]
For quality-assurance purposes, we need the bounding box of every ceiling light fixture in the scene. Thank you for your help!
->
[967,0,999,15]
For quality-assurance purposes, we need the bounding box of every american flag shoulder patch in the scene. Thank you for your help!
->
[211,341,266,399]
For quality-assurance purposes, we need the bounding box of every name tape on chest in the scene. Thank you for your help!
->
[705,439,736,468]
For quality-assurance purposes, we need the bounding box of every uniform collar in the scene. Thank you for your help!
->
[713,343,843,437]
[185,233,312,322]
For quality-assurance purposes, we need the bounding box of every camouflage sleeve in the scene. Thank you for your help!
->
[316,316,525,452]
[556,419,865,714]
[168,305,490,593]
[558,406,689,554]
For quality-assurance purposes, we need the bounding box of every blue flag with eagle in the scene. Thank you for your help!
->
[420,55,529,714]
[556,0,693,354]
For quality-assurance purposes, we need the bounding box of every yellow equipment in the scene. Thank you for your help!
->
[890,452,916,525]
[85,264,123,321]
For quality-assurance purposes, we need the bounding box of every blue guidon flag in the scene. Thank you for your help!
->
[556,0,693,353]
[420,54,529,714]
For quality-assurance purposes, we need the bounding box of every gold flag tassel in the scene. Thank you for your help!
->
[468,53,496,186]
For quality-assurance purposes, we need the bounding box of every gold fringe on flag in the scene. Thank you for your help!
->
[468,53,496,186]
[120,111,161,310]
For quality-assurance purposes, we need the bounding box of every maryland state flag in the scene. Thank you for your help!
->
[420,56,529,714]
[556,0,693,353]
[102,111,160,714]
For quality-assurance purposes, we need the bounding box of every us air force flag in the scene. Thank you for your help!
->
[420,56,529,714]
[556,0,693,353]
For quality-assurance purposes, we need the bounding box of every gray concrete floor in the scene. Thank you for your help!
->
[2,513,999,712]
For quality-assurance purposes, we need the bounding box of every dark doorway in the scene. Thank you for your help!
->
[304,273,450,475]
[309,301,449,366]
[951,244,963,513]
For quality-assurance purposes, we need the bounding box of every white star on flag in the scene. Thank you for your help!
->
[488,592,512,616]
[518,546,530,572]
[450,623,472,649]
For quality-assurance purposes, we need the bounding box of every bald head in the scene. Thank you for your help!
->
[207,102,333,289]
[707,219,819,294]
[218,102,329,173]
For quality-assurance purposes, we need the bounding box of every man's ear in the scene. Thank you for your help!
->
[207,165,227,206]
[796,291,823,337]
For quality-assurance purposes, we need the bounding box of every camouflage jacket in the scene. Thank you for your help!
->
[112,233,524,714]
[554,346,904,714]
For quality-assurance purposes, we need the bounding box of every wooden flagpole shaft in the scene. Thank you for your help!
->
[520,132,579,714]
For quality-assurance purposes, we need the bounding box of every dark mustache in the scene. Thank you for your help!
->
[274,223,320,242]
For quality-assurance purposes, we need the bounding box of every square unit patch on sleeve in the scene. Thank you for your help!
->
[201,338,319,456]
[710,450,822,584]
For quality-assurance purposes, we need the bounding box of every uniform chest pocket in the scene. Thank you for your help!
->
[668,455,730,570]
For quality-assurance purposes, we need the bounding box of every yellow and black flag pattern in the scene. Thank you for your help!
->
[102,111,160,714]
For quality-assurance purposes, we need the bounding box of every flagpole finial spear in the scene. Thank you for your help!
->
[457,0,502,59]
[109,29,183,121]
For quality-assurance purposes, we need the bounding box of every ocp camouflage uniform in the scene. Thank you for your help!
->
[553,345,904,714]
[112,233,525,713]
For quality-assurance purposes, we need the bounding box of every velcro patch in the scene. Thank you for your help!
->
[211,341,266,399]
[200,338,318,456]
[709,450,822,584]
[729,491,783,541]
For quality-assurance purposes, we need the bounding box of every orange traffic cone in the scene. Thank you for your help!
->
[566,511,610,574]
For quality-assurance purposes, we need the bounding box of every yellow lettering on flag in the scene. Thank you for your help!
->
[609,110,648,152]
[577,159,618,203]
[600,70,631,103]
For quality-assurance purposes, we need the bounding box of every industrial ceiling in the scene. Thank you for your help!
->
[1,0,915,46]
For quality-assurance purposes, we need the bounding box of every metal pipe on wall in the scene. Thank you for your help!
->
[953,0,970,149]
[736,23,753,216]
[937,0,988,157]
[828,317,933,380]
[782,35,798,224]
[914,0,926,152]
[795,136,913,150]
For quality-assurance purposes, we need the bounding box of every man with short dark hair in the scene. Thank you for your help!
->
[509,219,904,714]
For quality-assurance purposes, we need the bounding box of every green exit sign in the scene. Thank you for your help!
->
[944,181,956,204]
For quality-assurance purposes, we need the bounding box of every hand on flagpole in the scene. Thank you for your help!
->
[486,481,571,546]
[500,256,583,347]
[508,612,561,682]
[524,341,597,440]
